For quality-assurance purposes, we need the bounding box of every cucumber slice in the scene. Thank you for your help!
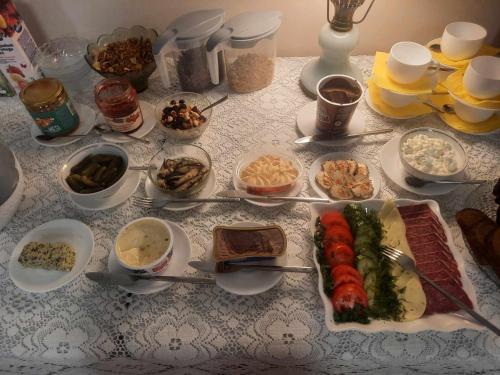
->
[357,256,376,276]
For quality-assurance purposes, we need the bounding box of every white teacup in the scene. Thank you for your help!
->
[387,42,432,84]
[463,56,500,99]
[378,87,420,108]
[450,92,497,123]
[441,22,487,61]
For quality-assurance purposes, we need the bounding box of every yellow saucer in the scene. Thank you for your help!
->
[372,52,437,95]
[427,38,500,70]
[439,112,500,135]
[444,70,500,110]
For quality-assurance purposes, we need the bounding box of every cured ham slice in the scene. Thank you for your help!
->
[398,204,472,315]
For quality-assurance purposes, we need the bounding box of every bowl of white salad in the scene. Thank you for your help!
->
[399,127,467,181]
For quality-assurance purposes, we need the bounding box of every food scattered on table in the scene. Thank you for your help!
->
[160,99,207,130]
[66,154,126,194]
[157,157,209,194]
[227,53,274,93]
[314,201,472,324]
[18,241,75,271]
[92,37,154,74]
[401,133,459,175]
[316,159,374,200]
[213,225,286,262]
[399,204,472,314]
[116,218,171,267]
[240,154,299,194]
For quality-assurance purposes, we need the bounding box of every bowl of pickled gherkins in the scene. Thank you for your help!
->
[59,143,129,199]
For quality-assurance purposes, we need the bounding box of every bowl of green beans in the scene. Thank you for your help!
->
[59,143,129,200]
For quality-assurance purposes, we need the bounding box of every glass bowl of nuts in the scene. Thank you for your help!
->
[155,92,212,141]
[85,25,158,93]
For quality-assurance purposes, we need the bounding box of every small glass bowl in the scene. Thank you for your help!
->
[155,92,212,141]
[147,144,212,198]
[233,148,304,195]
[85,25,157,93]
[399,127,467,181]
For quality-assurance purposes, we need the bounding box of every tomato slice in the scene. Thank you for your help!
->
[331,264,363,288]
[323,242,355,268]
[320,211,350,231]
[323,225,353,247]
[331,283,369,313]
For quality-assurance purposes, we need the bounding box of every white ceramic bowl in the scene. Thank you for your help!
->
[387,41,432,84]
[59,143,129,200]
[441,22,487,61]
[378,87,420,108]
[450,92,497,123]
[115,217,174,274]
[399,127,467,181]
[463,56,500,99]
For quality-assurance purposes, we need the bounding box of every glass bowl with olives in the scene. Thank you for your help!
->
[154,92,212,141]
[59,143,129,200]
[147,144,212,198]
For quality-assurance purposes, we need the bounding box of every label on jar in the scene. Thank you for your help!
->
[104,107,143,133]
[29,100,80,136]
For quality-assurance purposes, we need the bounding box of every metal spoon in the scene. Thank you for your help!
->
[405,176,488,188]
[422,101,455,114]
[36,133,94,141]
[200,94,228,114]
[94,124,150,144]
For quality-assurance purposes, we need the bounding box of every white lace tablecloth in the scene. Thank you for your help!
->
[1,56,500,375]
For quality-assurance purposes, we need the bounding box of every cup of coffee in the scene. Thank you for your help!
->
[316,74,364,135]
[441,22,487,61]
[463,56,500,99]
[387,41,433,84]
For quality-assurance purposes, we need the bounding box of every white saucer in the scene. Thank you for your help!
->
[71,170,141,210]
[107,220,191,295]
[31,103,96,147]
[380,136,458,196]
[365,88,421,120]
[210,222,283,296]
[99,101,155,143]
[9,219,94,293]
[296,101,366,147]
[144,169,217,211]
[308,152,381,200]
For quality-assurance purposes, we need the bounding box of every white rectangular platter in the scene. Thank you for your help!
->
[309,199,482,333]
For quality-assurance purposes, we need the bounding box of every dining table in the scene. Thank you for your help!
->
[0,56,499,375]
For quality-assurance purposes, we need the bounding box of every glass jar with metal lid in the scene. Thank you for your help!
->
[20,78,80,136]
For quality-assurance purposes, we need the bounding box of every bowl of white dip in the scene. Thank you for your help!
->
[115,217,174,274]
[399,127,467,181]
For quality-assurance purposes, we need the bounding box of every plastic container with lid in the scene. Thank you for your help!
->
[207,11,282,93]
[153,9,224,92]
[20,78,80,136]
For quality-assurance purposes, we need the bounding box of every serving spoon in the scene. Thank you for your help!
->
[405,176,488,188]
[200,93,228,114]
